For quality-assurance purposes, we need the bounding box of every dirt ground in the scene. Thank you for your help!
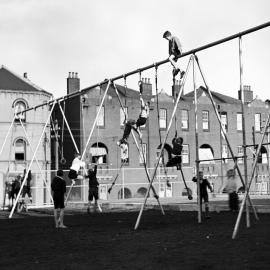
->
[0,210,270,270]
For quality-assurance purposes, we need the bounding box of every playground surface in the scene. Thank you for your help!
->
[0,208,270,270]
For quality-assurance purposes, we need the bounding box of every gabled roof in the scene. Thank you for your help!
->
[184,86,241,104]
[0,65,52,96]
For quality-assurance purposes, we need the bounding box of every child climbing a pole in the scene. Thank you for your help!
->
[117,84,150,147]
[166,131,183,170]
[192,171,213,219]
[68,153,85,184]
[163,30,185,78]
[86,162,102,213]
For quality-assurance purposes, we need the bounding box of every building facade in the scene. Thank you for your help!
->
[54,74,270,202]
[0,66,53,208]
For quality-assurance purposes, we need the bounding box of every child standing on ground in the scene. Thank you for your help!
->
[163,30,185,78]
[51,169,67,228]
[225,169,239,212]
[86,163,102,213]
[192,171,213,218]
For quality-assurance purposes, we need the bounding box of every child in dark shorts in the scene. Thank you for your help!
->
[192,171,213,218]
[51,170,67,228]
[118,89,150,147]
[86,164,102,213]
[166,132,183,170]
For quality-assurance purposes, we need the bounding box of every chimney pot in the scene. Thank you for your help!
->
[23,72,27,79]
[68,72,71,78]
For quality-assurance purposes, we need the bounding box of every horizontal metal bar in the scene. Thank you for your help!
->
[14,21,270,115]
[198,156,246,163]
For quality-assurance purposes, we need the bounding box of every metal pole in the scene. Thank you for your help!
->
[232,113,270,239]
[192,55,202,223]
[134,57,193,229]
[194,56,258,219]
[0,115,16,157]
[239,36,250,228]
[10,22,270,117]
[58,102,80,154]
[112,83,164,215]
[9,101,56,218]
[54,120,59,171]
[18,117,53,203]
[81,81,111,160]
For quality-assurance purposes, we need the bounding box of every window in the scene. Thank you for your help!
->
[96,106,105,127]
[237,113,242,131]
[257,146,268,164]
[182,144,189,165]
[222,144,228,163]
[237,146,243,164]
[139,143,147,164]
[120,107,128,126]
[202,111,209,131]
[14,101,26,122]
[121,143,129,164]
[159,109,167,129]
[181,110,189,130]
[15,138,26,161]
[90,142,108,164]
[220,112,228,132]
[255,113,261,132]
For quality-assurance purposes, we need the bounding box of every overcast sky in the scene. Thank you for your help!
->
[0,0,269,100]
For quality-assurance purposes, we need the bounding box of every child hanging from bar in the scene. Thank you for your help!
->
[86,160,102,213]
[166,131,183,170]
[117,81,150,147]
[68,153,86,185]
[192,171,213,219]
[163,30,185,78]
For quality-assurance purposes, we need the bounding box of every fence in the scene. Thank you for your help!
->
[1,166,269,209]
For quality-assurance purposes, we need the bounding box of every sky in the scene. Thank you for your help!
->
[0,0,269,101]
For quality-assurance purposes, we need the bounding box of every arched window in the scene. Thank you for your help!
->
[118,188,132,199]
[90,142,108,164]
[199,144,214,164]
[14,100,27,122]
[136,187,149,198]
[14,138,26,161]
[257,146,268,164]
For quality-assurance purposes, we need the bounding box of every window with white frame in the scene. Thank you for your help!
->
[202,111,209,131]
[159,109,167,129]
[237,113,242,131]
[139,143,147,164]
[182,144,189,165]
[96,106,105,127]
[15,138,26,161]
[121,143,129,164]
[222,144,228,163]
[181,110,189,130]
[14,101,27,122]
[220,112,228,132]
[120,107,128,126]
[255,113,261,132]
[237,146,243,164]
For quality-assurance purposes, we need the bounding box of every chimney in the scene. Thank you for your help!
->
[67,72,80,94]
[172,80,182,99]
[23,72,28,79]
[238,85,253,103]
[140,78,152,96]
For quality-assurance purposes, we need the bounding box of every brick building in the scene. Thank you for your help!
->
[0,66,53,208]
[54,73,270,202]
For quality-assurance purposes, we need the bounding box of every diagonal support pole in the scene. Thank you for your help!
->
[58,101,80,154]
[112,82,164,217]
[232,113,270,239]
[194,55,258,220]
[9,101,56,218]
[134,56,194,230]
[18,117,54,204]
[81,81,111,160]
